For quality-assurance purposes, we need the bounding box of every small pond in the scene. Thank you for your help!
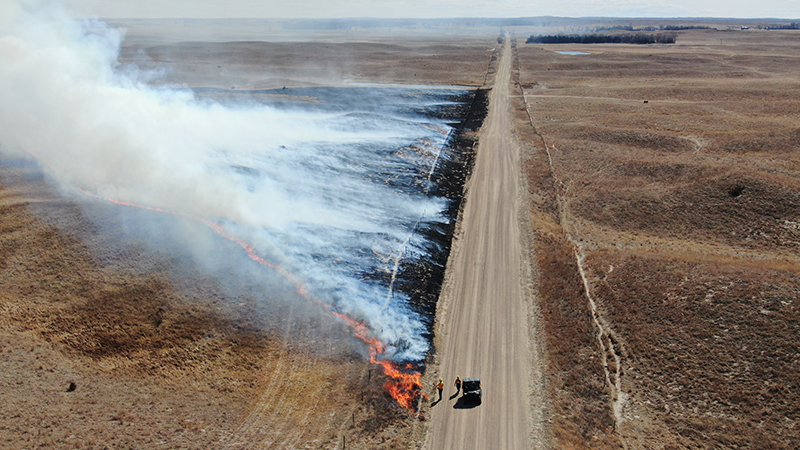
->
[554,51,591,55]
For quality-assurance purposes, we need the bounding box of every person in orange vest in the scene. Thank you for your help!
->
[454,376,462,394]
[435,378,444,400]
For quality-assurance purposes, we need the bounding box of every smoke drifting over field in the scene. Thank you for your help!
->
[0,1,470,361]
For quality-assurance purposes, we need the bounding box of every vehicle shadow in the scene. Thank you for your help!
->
[452,395,481,409]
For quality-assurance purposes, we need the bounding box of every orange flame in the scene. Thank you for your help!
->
[30,150,420,408]
[331,311,423,409]
[100,196,423,409]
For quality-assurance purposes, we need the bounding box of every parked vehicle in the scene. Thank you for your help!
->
[462,377,482,404]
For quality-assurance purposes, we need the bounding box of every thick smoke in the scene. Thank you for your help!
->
[0,1,457,361]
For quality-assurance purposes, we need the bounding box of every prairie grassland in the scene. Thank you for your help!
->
[0,32,498,449]
[516,29,800,449]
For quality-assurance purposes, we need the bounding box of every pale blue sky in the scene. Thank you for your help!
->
[62,0,799,19]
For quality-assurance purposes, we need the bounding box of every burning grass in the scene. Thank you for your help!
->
[0,164,422,449]
[332,311,426,410]
[1,22,499,447]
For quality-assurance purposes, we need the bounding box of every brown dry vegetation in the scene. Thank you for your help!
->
[119,37,498,90]
[0,161,416,449]
[515,28,800,449]
[510,39,622,449]
[0,30,497,449]
[6,19,800,450]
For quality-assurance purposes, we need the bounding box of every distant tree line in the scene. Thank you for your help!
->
[762,22,800,30]
[526,33,677,44]
[593,24,710,32]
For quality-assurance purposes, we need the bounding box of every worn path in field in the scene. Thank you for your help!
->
[423,38,543,449]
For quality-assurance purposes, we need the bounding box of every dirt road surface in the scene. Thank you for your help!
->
[424,39,542,450]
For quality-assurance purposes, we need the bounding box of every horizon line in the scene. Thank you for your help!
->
[90,16,800,22]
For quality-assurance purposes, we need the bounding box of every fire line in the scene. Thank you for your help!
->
[101,190,424,408]
[29,150,422,409]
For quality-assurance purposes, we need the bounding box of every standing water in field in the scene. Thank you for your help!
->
[0,1,482,363]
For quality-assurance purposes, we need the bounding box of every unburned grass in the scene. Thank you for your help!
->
[516,27,800,449]
[588,250,800,448]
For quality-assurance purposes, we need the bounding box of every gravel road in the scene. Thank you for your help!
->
[423,38,543,450]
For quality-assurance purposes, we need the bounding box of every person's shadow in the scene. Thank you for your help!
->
[449,390,460,400]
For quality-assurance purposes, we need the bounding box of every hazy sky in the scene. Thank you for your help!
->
[62,0,799,19]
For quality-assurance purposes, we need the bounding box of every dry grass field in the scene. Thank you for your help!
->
[514,28,800,449]
[115,23,499,89]
[0,159,418,449]
[0,26,498,449]
[4,17,800,449]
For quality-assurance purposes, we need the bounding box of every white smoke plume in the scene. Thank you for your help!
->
[0,0,458,361]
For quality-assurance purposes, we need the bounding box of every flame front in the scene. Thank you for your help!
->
[332,312,424,409]
[33,157,422,410]
[371,358,424,409]
[101,194,425,409]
